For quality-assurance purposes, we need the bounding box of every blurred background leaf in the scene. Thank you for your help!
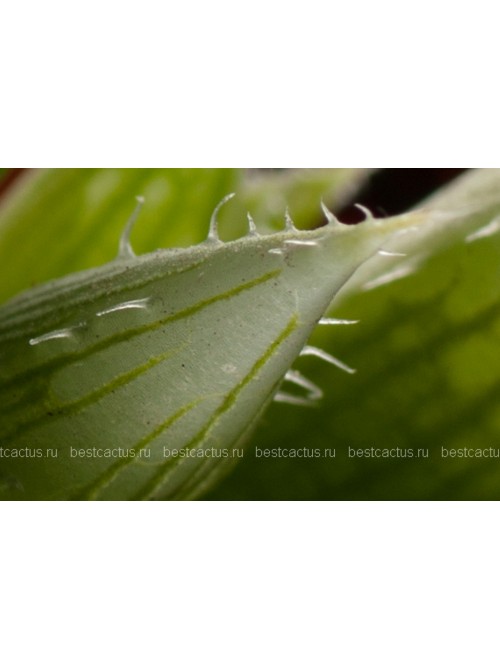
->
[0,169,237,303]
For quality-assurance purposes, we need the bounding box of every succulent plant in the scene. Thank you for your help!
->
[2,168,500,500]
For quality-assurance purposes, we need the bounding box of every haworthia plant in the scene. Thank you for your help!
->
[2,168,500,500]
[0,187,426,500]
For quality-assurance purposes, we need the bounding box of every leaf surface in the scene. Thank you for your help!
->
[0,193,422,499]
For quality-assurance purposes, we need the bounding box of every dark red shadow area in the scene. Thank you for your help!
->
[339,168,468,223]
[0,168,27,199]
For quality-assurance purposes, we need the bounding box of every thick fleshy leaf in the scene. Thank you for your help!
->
[0,201,423,500]
[208,169,500,501]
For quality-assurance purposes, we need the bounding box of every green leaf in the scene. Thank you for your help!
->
[208,169,500,500]
[6,167,497,501]
[0,190,422,500]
